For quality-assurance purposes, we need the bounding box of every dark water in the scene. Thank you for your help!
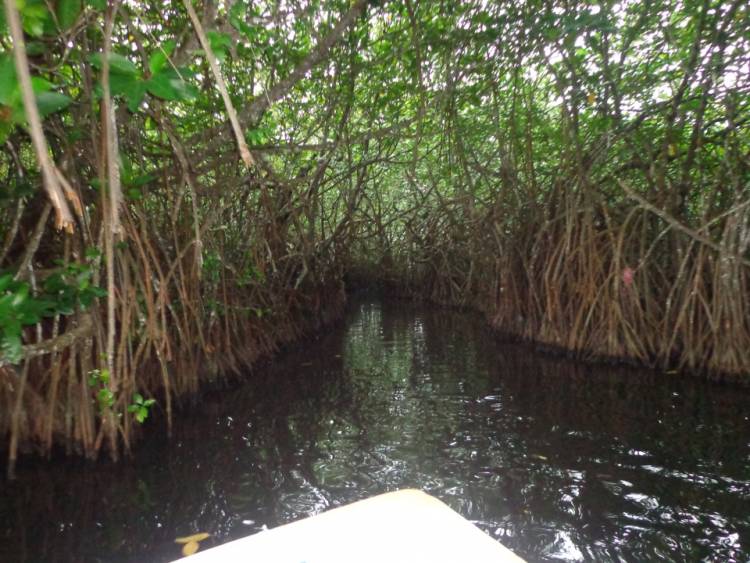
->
[1,298,749,562]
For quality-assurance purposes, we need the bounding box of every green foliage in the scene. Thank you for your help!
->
[87,368,114,412]
[87,369,157,421]
[245,126,274,146]
[56,0,82,31]
[148,40,176,75]
[145,69,197,102]
[206,31,232,62]
[121,155,156,200]
[90,47,196,111]
[127,393,156,423]
[202,250,222,283]
[238,262,265,286]
[0,52,72,143]
[0,0,747,386]
[90,52,139,75]
[43,260,107,313]
[19,0,51,37]
[0,256,106,364]
[0,274,54,363]
[228,1,261,39]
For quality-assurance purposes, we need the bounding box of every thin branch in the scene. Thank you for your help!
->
[12,203,51,281]
[182,0,255,170]
[0,314,93,369]
[242,0,369,125]
[618,179,750,269]
[3,0,79,232]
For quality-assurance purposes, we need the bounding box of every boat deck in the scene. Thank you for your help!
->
[175,489,524,562]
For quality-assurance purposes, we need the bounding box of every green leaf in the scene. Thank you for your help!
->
[35,92,73,117]
[206,31,231,61]
[133,392,144,404]
[132,173,155,187]
[0,54,17,106]
[146,72,195,101]
[135,407,148,423]
[109,72,146,112]
[145,73,180,100]
[85,247,102,260]
[90,52,139,76]
[31,76,54,93]
[0,273,13,292]
[21,4,49,37]
[148,40,176,75]
[57,0,81,30]
[11,284,28,307]
[229,2,256,39]
[97,388,114,408]
[207,31,232,50]
[1,331,23,364]
[0,120,11,144]
[126,81,147,112]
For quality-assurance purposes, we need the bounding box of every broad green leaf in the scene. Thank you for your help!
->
[21,4,49,37]
[57,0,81,30]
[109,73,146,111]
[145,73,180,100]
[31,76,54,93]
[35,92,73,117]
[125,81,147,112]
[0,274,12,292]
[129,173,155,187]
[0,54,17,106]
[91,52,139,75]
[148,40,176,75]
[0,294,14,319]
[146,72,195,101]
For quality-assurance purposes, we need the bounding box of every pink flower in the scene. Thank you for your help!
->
[622,266,634,287]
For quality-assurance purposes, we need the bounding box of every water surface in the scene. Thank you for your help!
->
[1,298,749,562]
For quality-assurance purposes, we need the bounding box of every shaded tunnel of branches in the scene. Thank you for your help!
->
[0,0,748,472]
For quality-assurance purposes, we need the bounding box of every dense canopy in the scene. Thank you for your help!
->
[0,0,748,469]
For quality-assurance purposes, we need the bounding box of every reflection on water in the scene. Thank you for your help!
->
[1,298,749,562]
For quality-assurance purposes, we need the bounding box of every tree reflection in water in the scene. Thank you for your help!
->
[1,297,748,562]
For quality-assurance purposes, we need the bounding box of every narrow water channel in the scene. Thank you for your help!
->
[1,297,749,562]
